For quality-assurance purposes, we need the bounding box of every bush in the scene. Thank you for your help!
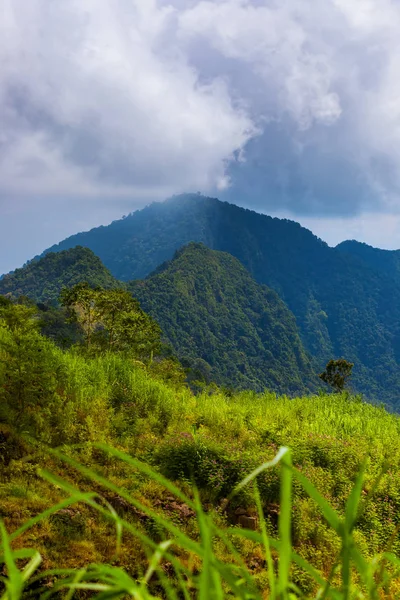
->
[156,434,281,504]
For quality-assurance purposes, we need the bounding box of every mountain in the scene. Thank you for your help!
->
[130,243,317,395]
[44,193,330,284]
[0,246,119,303]
[0,240,317,395]
[336,240,400,284]
[40,194,400,406]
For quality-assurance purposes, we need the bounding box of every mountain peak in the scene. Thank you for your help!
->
[0,246,119,303]
[4,195,400,404]
[130,241,317,395]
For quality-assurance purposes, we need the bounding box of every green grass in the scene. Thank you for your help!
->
[1,444,400,599]
[3,334,400,597]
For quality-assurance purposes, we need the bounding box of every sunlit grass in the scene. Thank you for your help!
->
[2,444,400,599]
[2,344,400,598]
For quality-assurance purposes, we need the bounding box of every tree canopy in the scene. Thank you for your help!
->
[40,194,400,405]
[319,358,354,392]
[0,246,118,303]
[130,243,318,395]
[60,283,161,359]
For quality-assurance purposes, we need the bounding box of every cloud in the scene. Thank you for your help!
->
[0,0,257,202]
[177,0,342,129]
[2,0,400,272]
[176,0,400,216]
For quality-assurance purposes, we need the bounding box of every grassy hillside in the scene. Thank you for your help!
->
[2,299,400,597]
[40,194,400,406]
[0,246,119,303]
[130,243,318,395]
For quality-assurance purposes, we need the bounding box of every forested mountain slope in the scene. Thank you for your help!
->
[130,243,317,395]
[336,240,400,284]
[40,194,400,406]
[0,246,119,303]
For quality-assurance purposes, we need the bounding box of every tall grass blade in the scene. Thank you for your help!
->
[341,464,366,600]
[0,521,23,600]
[194,489,223,600]
[142,540,172,585]
[231,446,289,498]
[278,449,292,600]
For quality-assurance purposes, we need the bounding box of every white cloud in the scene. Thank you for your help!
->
[0,0,257,200]
[3,0,400,211]
[177,0,342,128]
[3,0,400,271]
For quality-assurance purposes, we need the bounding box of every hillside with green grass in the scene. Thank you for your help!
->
[40,194,400,406]
[2,294,400,598]
[130,243,318,395]
[0,246,119,303]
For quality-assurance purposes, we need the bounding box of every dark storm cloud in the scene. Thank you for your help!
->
[176,0,400,216]
[222,121,377,217]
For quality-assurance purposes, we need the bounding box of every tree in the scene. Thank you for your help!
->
[94,288,161,356]
[0,299,111,449]
[0,301,61,441]
[60,284,161,359]
[60,283,100,350]
[37,302,83,349]
[0,296,38,335]
[319,358,354,392]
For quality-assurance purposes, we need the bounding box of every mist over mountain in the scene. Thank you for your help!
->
[44,193,328,283]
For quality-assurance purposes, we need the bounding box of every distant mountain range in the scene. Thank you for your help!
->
[2,193,400,406]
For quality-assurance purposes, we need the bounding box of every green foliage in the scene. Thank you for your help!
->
[37,302,83,348]
[131,243,317,395]
[41,193,400,406]
[319,359,354,392]
[61,283,161,358]
[0,246,119,303]
[157,434,279,503]
[3,265,400,596]
[60,282,100,349]
[337,240,400,285]
[0,302,60,442]
[2,445,400,598]
[0,303,111,447]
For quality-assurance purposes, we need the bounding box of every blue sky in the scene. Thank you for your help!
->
[2,0,400,273]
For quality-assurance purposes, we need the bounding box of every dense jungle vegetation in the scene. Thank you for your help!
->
[131,243,318,395]
[2,292,400,598]
[0,244,318,395]
[38,193,400,406]
[0,247,119,304]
